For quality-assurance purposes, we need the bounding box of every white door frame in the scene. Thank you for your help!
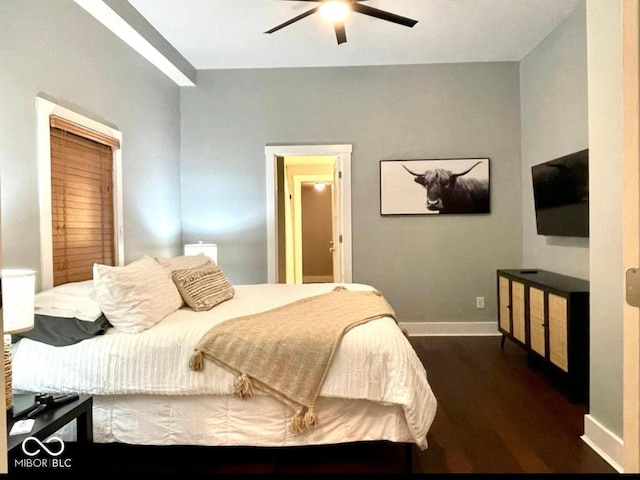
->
[622,0,640,472]
[265,144,352,284]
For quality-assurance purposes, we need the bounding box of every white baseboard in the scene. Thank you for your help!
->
[582,414,624,473]
[399,321,500,337]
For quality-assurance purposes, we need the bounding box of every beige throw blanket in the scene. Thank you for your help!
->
[189,286,396,433]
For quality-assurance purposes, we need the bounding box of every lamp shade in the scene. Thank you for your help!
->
[1,269,36,334]
[184,242,218,264]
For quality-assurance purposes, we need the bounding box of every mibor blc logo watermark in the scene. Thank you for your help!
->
[14,436,72,469]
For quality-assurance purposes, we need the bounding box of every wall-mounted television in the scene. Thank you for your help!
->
[531,149,589,238]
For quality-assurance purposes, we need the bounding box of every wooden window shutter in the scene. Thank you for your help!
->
[50,123,117,286]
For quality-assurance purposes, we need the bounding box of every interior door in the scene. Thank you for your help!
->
[276,156,287,283]
[623,0,640,472]
[332,159,342,282]
[301,182,334,283]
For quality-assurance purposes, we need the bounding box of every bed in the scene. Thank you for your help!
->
[10,254,438,454]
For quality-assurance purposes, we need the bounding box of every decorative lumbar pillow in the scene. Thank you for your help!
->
[92,255,183,333]
[155,253,214,273]
[171,264,235,312]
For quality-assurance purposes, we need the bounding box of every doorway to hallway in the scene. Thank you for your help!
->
[265,144,353,284]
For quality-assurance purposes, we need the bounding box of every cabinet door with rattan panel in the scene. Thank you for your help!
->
[529,287,546,358]
[498,276,511,334]
[548,293,569,372]
[511,281,526,344]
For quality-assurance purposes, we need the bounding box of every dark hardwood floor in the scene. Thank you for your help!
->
[412,335,617,474]
[17,336,618,475]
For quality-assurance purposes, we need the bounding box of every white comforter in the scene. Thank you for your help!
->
[12,283,437,448]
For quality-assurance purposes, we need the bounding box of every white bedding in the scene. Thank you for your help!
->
[84,395,417,447]
[12,282,437,449]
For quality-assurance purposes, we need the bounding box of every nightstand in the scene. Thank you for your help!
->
[7,393,93,453]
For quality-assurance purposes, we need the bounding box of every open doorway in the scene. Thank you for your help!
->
[278,156,335,284]
[265,145,352,284]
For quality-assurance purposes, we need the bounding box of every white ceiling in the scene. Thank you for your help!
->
[126,0,584,70]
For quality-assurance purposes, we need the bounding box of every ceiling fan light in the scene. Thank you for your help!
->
[319,1,351,23]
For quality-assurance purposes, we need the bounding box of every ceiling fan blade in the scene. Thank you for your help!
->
[264,6,320,34]
[352,3,418,28]
[334,23,347,44]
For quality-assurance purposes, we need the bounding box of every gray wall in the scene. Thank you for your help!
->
[586,0,624,441]
[0,0,183,288]
[521,0,624,444]
[520,3,590,280]
[181,63,523,323]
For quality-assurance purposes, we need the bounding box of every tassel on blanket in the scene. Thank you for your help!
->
[235,374,254,400]
[333,286,347,292]
[189,350,204,371]
[289,408,317,434]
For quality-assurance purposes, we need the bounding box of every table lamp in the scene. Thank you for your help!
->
[1,269,36,411]
[184,241,218,264]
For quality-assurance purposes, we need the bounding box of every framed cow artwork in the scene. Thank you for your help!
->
[380,157,490,215]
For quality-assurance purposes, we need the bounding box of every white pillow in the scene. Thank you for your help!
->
[154,254,215,307]
[35,280,102,321]
[155,253,214,273]
[42,280,95,297]
[92,256,183,333]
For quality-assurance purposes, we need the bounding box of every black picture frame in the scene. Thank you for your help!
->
[380,158,491,215]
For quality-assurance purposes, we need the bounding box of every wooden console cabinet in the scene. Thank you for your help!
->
[497,269,589,403]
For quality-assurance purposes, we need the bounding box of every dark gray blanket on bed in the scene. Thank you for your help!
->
[12,314,112,347]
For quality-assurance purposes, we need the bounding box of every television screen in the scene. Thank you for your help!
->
[531,149,589,238]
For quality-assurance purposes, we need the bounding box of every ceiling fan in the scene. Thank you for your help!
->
[265,0,419,45]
